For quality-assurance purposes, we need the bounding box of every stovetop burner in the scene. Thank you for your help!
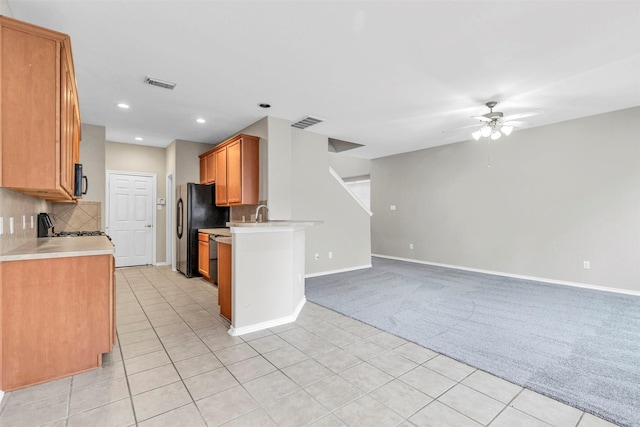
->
[54,230,107,238]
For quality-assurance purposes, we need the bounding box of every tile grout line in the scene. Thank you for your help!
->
[130,266,221,425]
[116,270,142,427]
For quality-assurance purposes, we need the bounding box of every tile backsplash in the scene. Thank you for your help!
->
[0,188,50,254]
[230,200,267,222]
[51,201,102,232]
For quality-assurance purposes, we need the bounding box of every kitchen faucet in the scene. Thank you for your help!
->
[255,204,268,222]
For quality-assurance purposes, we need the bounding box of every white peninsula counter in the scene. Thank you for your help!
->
[226,220,320,336]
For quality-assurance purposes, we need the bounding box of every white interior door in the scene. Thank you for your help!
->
[108,172,155,267]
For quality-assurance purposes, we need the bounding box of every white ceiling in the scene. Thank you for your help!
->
[7,0,640,159]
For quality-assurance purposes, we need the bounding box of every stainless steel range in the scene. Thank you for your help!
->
[37,212,111,240]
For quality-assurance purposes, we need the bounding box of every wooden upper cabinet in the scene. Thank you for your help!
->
[0,17,81,201]
[198,151,217,184]
[213,134,259,206]
[60,45,80,197]
[215,146,228,206]
[226,139,243,204]
[206,153,215,183]
[199,156,207,184]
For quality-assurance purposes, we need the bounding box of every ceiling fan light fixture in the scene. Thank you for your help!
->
[480,125,492,137]
[501,125,513,136]
[491,131,501,140]
[472,130,482,141]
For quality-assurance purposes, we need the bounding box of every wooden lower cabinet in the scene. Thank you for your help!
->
[111,255,117,345]
[218,242,232,322]
[198,233,210,280]
[0,254,114,391]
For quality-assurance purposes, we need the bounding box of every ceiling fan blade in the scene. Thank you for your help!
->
[442,123,483,133]
[502,120,526,127]
[471,116,492,122]
[502,110,542,122]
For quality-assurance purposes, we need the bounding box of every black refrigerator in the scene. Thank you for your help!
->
[176,183,229,278]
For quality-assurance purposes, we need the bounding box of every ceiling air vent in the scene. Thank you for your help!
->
[291,116,324,129]
[144,75,177,90]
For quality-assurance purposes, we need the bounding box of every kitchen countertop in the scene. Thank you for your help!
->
[198,228,231,237]
[215,236,232,244]
[0,236,114,262]
[227,220,322,228]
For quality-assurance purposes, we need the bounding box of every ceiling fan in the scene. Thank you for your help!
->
[470,101,540,141]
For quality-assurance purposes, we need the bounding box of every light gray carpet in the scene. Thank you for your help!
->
[306,257,640,427]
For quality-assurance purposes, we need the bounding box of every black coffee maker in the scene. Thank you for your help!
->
[37,213,54,237]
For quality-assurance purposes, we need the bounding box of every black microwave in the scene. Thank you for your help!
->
[74,164,88,197]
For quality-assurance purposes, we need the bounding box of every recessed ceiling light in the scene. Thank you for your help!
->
[259,103,271,109]
[196,118,206,124]
[135,137,143,141]
[117,103,130,109]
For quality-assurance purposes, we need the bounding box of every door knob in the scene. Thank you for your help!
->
[145,224,152,228]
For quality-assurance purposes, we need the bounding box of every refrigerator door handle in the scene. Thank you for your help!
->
[177,198,184,238]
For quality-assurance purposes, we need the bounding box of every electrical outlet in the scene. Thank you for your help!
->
[0,217,3,235]
[583,261,591,269]
[9,217,14,234]
[328,251,333,259]
[315,253,320,260]
[30,215,34,229]
[390,205,397,211]
[22,215,26,230]
[409,243,414,249]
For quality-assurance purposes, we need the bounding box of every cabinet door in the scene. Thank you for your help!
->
[227,139,242,204]
[218,242,232,322]
[199,156,207,184]
[111,256,116,346]
[206,153,216,183]
[1,255,112,390]
[59,46,75,197]
[198,239,210,278]
[215,148,228,205]
[1,23,58,192]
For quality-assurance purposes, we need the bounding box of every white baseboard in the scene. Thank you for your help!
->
[372,254,640,297]
[305,263,372,278]
[228,297,306,336]
[154,262,168,266]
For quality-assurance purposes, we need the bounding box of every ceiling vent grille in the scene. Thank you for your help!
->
[291,116,324,129]
[144,75,177,90]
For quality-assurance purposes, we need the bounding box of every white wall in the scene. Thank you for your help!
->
[291,129,371,275]
[371,107,640,293]
[329,152,371,178]
[236,117,268,202]
[166,141,176,267]
[166,139,214,266]
[80,124,106,224]
[234,116,372,275]
[266,117,293,219]
[0,0,12,16]
[106,141,167,263]
[174,140,216,186]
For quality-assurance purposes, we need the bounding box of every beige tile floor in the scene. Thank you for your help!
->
[0,265,620,427]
